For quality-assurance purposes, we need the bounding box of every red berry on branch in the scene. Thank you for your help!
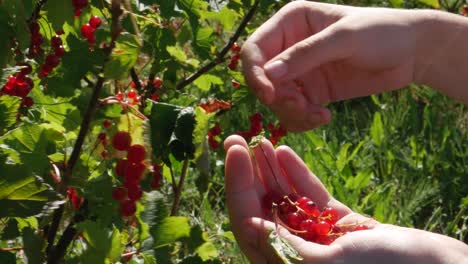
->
[127,144,146,163]
[321,207,339,224]
[231,42,241,53]
[127,185,143,201]
[98,132,106,141]
[315,221,331,236]
[126,162,146,182]
[102,120,112,128]
[151,93,159,101]
[54,45,66,57]
[89,16,102,29]
[51,35,62,48]
[22,97,34,107]
[115,159,129,177]
[232,80,240,88]
[18,63,32,75]
[81,23,95,39]
[112,187,127,201]
[127,89,136,99]
[112,131,131,151]
[120,199,136,217]
[153,77,163,88]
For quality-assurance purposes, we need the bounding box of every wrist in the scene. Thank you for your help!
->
[413,9,468,100]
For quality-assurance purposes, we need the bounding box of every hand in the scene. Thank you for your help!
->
[224,135,468,264]
[241,2,425,131]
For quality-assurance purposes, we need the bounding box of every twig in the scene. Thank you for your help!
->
[30,0,48,22]
[46,1,124,261]
[130,67,143,92]
[170,158,189,216]
[0,247,23,252]
[175,0,260,90]
[168,165,178,196]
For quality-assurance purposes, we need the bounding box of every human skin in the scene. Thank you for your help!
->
[223,135,468,264]
[241,2,468,132]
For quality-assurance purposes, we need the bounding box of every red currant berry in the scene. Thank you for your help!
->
[127,144,146,163]
[117,92,124,101]
[120,200,136,217]
[112,187,127,201]
[112,131,131,151]
[45,54,60,67]
[127,185,142,201]
[151,93,159,101]
[81,23,95,39]
[98,132,106,141]
[54,46,65,57]
[115,159,129,177]
[153,77,163,88]
[321,207,339,224]
[231,42,241,53]
[102,120,112,128]
[286,212,303,230]
[89,16,102,29]
[300,201,320,217]
[127,89,136,99]
[22,97,34,107]
[314,221,331,236]
[232,80,240,88]
[126,162,146,182]
[51,35,62,48]
[18,63,32,75]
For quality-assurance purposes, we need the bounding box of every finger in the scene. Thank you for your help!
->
[264,19,354,83]
[225,145,267,262]
[223,134,249,152]
[335,212,379,230]
[276,145,352,217]
[246,217,338,263]
[252,139,293,195]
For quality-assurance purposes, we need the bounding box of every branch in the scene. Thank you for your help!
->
[176,0,260,90]
[170,158,189,216]
[130,67,143,92]
[30,0,48,22]
[46,0,124,261]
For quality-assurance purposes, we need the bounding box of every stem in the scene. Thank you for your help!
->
[258,142,287,194]
[170,159,189,216]
[47,222,78,264]
[175,0,260,90]
[130,67,143,92]
[168,165,178,196]
[30,0,48,22]
[46,1,123,261]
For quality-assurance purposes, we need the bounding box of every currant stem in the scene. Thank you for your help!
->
[258,142,287,195]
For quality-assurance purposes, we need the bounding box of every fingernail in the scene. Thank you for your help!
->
[264,60,287,79]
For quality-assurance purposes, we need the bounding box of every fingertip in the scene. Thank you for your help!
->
[224,135,249,152]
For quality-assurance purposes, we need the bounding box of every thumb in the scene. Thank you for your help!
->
[264,21,353,82]
[245,217,338,263]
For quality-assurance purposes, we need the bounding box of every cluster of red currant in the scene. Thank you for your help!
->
[117,88,141,106]
[1,64,34,107]
[267,123,287,146]
[72,0,89,18]
[67,188,84,210]
[81,16,102,46]
[264,192,368,245]
[237,112,263,142]
[208,123,222,150]
[228,42,241,70]
[39,33,65,78]
[111,132,147,217]
[129,76,163,102]
[28,21,44,58]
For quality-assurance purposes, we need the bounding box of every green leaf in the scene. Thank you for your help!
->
[108,227,124,262]
[336,143,351,172]
[0,163,60,218]
[193,74,223,91]
[200,7,240,31]
[268,230,303,263]
[166,45,187,62]
[43,0,74,30]
[149,102,181,160]
[388,0,404,7]
[0,96,21,133]
[370,112,384,147]
[418,0,440,8]
[104,33,141,79]
[22,227,46,264]
[196,242,218,261]
[170,107,196,161]
[345,169,373,190]
[151,216,191,248]
[0,251,15,264]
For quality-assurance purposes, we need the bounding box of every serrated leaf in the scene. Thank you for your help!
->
[104,33,140,79]
[151,216,191,248]
[149,101,181,160]
[268,230,303,264]
[108,227,124,262]
[193,74,223,91]
[196,242,218,261]
[231,87,256,106]
[166,45,188,63]
[43,0,74,30]
[0,163,60,218]
[0,96,21,133]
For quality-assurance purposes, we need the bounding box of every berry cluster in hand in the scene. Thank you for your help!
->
[81,16,102,46]
[267,123,287,146]
[237,112,263,142]
[111,132,148,217]
[72,0,89,18]
[39,32,65,78]
[208,123,222,150]
[28,21,44,58]
[228,42,241,70]
[263,191,369,245]
[67,188,84,210]
[1,64,35,107]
